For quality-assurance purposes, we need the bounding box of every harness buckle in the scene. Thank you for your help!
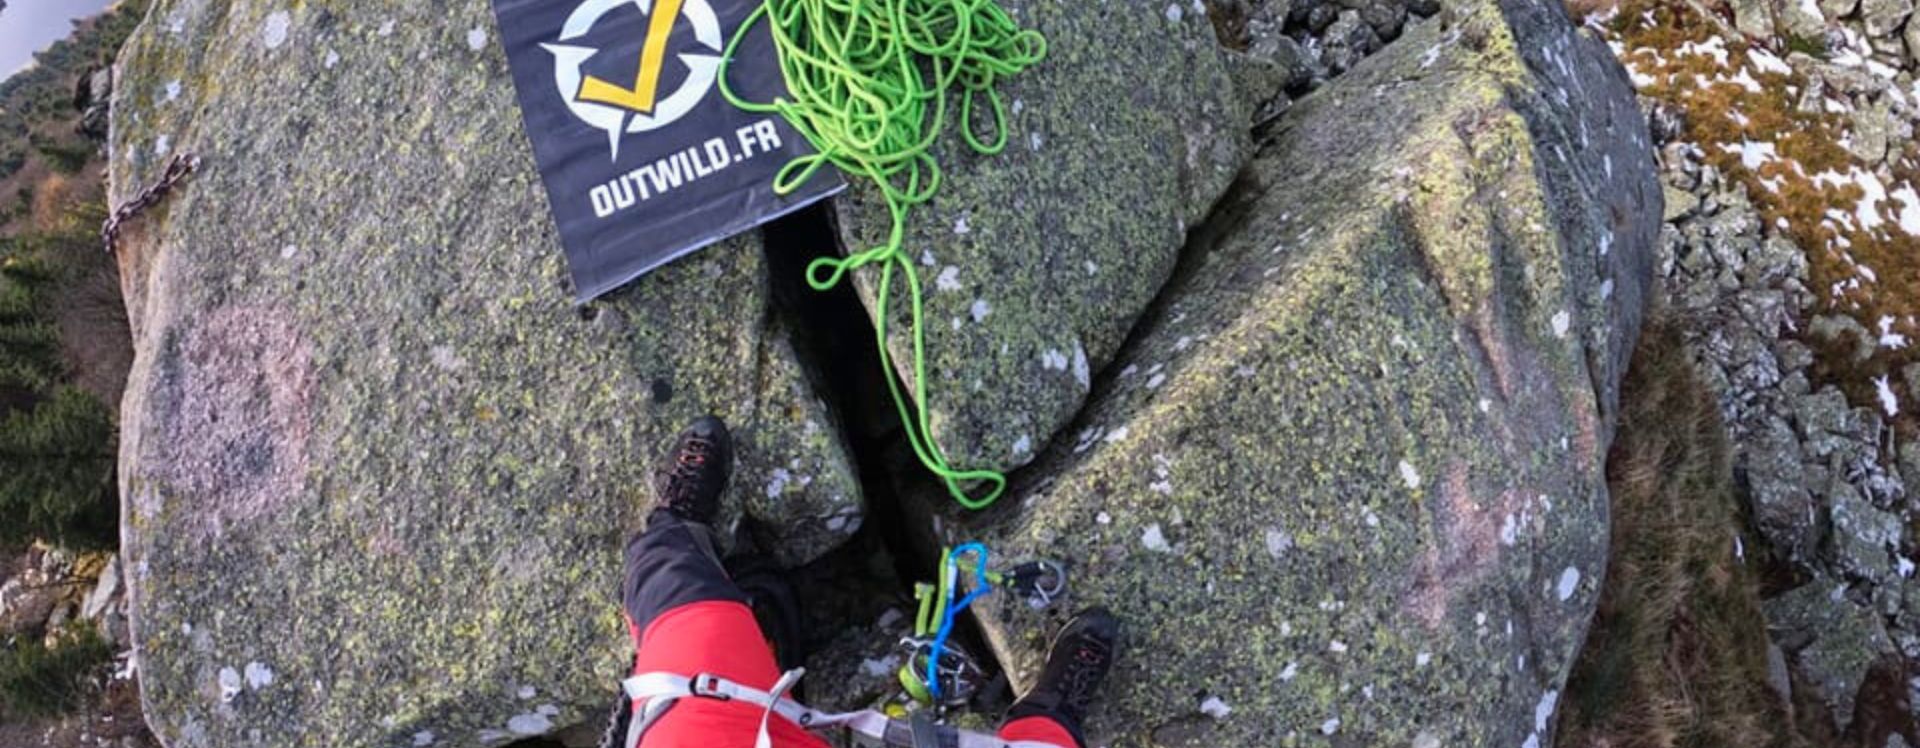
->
[689,673,732,701]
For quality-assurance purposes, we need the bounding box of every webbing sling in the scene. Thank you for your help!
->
[620,669,1070,748]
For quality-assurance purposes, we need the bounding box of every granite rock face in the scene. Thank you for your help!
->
[106,1,860,745]
[961,0,1659,743]
[831,0,1252,475]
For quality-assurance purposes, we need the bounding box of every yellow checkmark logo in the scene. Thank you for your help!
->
[576,0,687,114]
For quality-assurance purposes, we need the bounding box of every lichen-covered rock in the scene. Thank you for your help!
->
[831,0,1251,474]
[949,0,1658,744]
[106,1,860,745]
[1766,579,1895,730]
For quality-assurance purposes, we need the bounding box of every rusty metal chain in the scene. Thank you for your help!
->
[102,152,200,254]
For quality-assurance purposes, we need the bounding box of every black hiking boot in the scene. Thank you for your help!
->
[1007,607,1120,739]
[652,416,732,525]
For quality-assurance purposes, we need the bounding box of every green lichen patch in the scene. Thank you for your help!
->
[937,1,1660,744]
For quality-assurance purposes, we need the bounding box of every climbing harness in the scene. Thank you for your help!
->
[897,544,1066,706]
[102,152,200,254]
[618,669,1071,748]
[719,0,1047,509]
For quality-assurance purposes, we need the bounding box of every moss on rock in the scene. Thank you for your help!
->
[944,0,1660,744]
[106,1,861,745]
[830,0,1253,476]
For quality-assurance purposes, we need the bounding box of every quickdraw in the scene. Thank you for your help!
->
[898,544,1067,707]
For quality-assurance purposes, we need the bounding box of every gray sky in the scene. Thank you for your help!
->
[1,0,120,80]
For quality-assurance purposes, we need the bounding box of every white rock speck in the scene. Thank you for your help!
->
[1534,690,1559,731]
[243,662,274,689]
[378,19,396,36]
[970,298,992,322]
[155,134,171,156]
[936,266,962,291]
[1556,567,1580,601]
[467,26,488,51]
[1096,511,1112,525]
[765,468,792,499]
[861,655,901,677]
[1141,523,1171,552]
[1321,717,1341,735]
[1011,435,1032,457]
[218,667,242,702]
[1398,460,1422,490]
[1551,310,1572,339]
[953,215,971,234]
[1071,343,1090,391]
[1104,426,1130,444]
[516,685,536,700]
[1329,640,1348,653]
[1265,527,1292,559]
[164,80,182,101]
[1199,696,1232,719]
[262,11,291,49]
[1165,3,1184,22]
[507,712,552,735]
[411,730,437,746]
[1416,652,1432,667]
[324,49,340,68]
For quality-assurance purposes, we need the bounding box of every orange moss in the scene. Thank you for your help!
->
[1600,0,1919,431]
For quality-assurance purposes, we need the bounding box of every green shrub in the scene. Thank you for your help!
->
[30,137,92,175]
[0,386,117,549]
[0,623,112,719]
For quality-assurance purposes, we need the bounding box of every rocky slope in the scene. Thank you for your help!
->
[1586,0,1920,738]
[99,0,1659,745]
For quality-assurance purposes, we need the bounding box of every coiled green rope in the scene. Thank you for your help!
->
[718,0,1045,509]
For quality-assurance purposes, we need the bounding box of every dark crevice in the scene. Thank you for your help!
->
[756,201,1010,711]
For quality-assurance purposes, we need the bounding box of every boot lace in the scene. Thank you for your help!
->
[660,438,713,504]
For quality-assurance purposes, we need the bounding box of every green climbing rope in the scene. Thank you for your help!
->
[719,0,1046,509]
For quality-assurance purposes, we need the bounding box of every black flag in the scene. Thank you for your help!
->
[492,0,841,302]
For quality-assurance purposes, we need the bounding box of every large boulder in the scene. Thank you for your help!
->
[106,1,860,745]
[961,0,1659,744]
[831,0,1251,473]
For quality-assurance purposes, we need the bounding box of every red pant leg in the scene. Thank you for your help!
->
[632,600,830,748]
[998,715,1081,747]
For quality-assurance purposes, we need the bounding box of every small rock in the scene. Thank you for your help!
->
[1809,314,1876,364]
[1321,11,1381,75]
[1731,0,1775,36]
[1662,184,1700,222]
[82,554,121,621]
[1765,579,1894,730]
[1765,641,1792,704]
[1862,0,1914,39]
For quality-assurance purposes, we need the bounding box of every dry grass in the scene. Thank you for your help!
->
[1558,314,1801,748]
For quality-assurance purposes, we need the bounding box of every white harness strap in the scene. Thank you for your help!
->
[620,669,1068,748]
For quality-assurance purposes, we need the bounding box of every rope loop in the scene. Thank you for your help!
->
[720,0,1043,509]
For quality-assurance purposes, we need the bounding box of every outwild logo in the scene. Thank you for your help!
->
[541,0,724,160]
